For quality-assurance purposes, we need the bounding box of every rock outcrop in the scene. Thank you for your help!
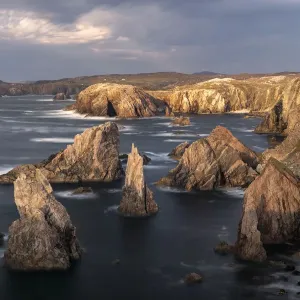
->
[168,142,190,160]
[4,168,82,270]
[172,116,191,126]
[255,100,287,134]
[0,122,123,184]
[119,144,158,217]
[158,126,258,190]
[119,153,151,165]
[262,124,300,176]
[165,106,174,117]
[53,93,71,100]
[236,158,300,262]
[73,84,164,118]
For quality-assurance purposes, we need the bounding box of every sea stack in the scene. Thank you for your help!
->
[53,92,71,100]
[158,126,258,191]
[236,158,300,262]
[119,144,158,217]
[4,168,82,270]
[0,122,123,184]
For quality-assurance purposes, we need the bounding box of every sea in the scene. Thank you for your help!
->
[0,96,296,300]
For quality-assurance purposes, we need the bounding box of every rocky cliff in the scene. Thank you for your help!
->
[4,168,82,270]
[236,158,300,262]
[158,126,258,190]
[73,84,165,118]
[119,144,158,217]
[0,122,123,184]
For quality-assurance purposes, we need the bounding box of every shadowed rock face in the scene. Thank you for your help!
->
[119,144,158,217]
[236,158,300,262]
[262,124,300,177]
[168,142,190,160]
[255,100,287,134]
[4,168,82,270]
[0,122,123,184]
[158,126,258,191]
[74,83,164,118]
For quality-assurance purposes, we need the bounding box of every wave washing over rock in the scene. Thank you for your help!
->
[0,122,123,184]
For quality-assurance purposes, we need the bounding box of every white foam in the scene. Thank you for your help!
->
[104,188,122,193]
[104,205,119,214]
[144,152,171,161]
[157,186,188,193]
[55,191,97,199]
[164,139,191,143]
[253,146,265,151]
[152,132,198,137]
[39,110,117,120]
[36,99,53,102]
[231,127,253,133]
[144,165,169,169]
[219,188,245,198]
[30,137,74,143]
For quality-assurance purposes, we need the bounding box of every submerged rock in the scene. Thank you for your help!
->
[73,83,163,118]
[72,187,93,195]
[168,142,190,160]
[53,93,71,101]
[158,126,258,191]
[172,116,191,126]
[185,273,203,284]
[214,241,235,255]
[235,158,300,262]
[119,144,158,217]
[4,168,82,270]
[0,122,124,184]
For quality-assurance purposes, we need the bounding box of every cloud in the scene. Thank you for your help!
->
[0,9,111,44]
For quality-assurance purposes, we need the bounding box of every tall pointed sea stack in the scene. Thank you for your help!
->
[119,144,158,217]
[236,158,300,262]
[4,168,82,270]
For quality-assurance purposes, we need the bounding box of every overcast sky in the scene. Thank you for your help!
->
[0,0,299,81]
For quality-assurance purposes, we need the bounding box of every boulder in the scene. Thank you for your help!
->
[255,100,287,134]
[235,158,300,262]
[119,144,158,217]
[4,168,82,270]
[168,142,190,160]
[214,241,235,255]
[0,122,124,184]
[72,187,93,195]
[172,116,191,126]
[74,84,163,118]
[185,273,203,284]
[53,93,71,101]
[158,126,258,191]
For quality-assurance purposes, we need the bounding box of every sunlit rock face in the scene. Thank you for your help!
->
[236,158,300,262]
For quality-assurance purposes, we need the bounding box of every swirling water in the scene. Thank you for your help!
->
[0,96,293,300]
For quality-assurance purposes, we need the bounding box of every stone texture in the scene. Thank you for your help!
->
[119,144,158,217]
[158,126,258,190]
[0,122,123,184]
[235,158,300,262]
[185,273,203,284]
[172,116,191,126]
[53,93,71,100]
[168,142,190,160]
[4,168,82,270]
[74,83,164,118]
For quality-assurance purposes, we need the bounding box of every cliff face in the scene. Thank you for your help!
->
[74,84,164,118]
[4,168,82,270]
[157,126,258,191]
[236,158,300,262]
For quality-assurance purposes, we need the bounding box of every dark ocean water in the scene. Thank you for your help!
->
[0,96,297,300]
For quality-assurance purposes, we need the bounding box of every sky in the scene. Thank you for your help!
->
[0,0,299,81]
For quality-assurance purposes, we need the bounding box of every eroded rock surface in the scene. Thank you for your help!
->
[172,116,191,126]
[73,84,164,118]
[158,126,258,190]
[119,144,158,217]
[236,158,300,262]
[0,122,123,184]
[168,142,190,160]
[4,168,82,270]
